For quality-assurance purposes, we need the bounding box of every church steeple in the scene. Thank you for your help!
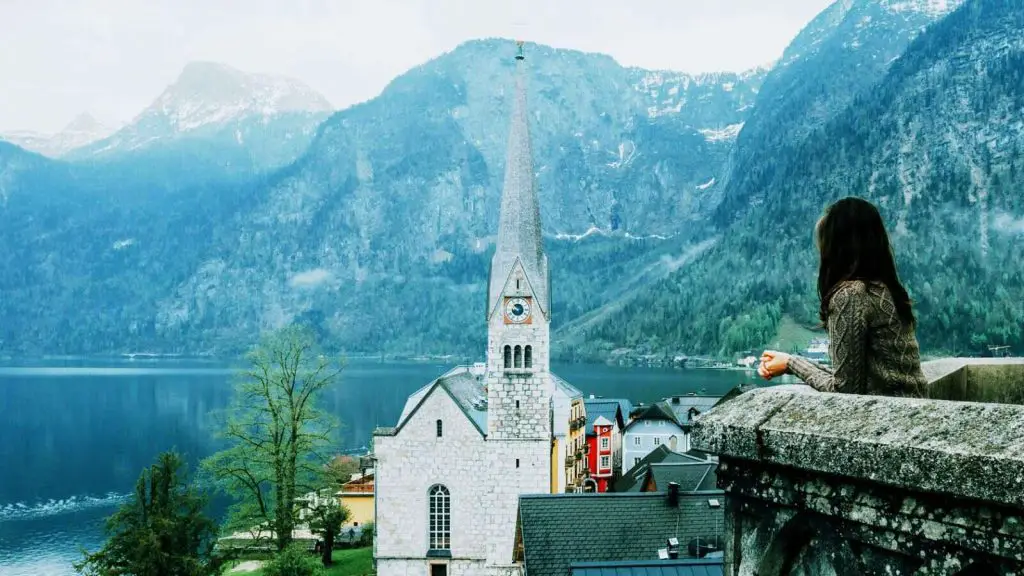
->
[487,42,549,322]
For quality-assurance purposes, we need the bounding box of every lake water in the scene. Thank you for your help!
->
[0,358,761,575]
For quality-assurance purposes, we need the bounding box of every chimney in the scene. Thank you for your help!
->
[666,537,680,559]
[666,482,680,507]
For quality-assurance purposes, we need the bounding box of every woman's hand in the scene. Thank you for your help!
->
[758,350,791,380]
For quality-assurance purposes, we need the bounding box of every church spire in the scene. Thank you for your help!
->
[488,41,549,320]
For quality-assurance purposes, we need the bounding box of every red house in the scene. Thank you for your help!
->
[584,415,615,492]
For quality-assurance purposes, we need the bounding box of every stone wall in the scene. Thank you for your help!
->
[374,388,490,573]
[692,361,1024,576]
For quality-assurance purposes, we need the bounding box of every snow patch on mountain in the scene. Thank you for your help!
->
[1,113,115,157]
[699,123,745,142]
[883,0,965,17]
[696,177,716,190]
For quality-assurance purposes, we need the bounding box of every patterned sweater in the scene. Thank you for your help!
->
[788,280,927,397]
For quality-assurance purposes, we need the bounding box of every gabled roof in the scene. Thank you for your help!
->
[517,492,726,576]
[584,398,629,436]
[570,559,724,576]
[593,415,613,427]
[615,446,706,493]
[646,462,716,494]
[391,366,488,437]
[663,395,722,428]
[552,372,584,399]
[625,402,682,432]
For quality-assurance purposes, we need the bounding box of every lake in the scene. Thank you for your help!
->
[0,358,762,575]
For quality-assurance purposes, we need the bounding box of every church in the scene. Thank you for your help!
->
[372,44,585,576]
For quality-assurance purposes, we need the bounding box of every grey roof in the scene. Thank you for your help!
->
[647,462,716,493]
[663,396,722,428]
[488,53,549,321]
[625,402,682,433]
[394,366,487,436]
[584,398,629,436]
[616,446,706,493]
[570,559,725,576]
[517,492,726,576]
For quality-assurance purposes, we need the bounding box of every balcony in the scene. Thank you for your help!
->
[691,358,1024,575]
[569,416,587,431]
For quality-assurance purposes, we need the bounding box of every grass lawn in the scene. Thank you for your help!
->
[229,546,373,575]
[767,315,823,353]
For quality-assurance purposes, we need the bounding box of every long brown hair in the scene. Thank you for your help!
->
[816,197,915,326]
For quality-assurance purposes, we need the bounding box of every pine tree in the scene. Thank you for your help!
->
[75,452,222,576]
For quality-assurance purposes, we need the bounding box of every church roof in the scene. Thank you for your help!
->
[393,366,488,437]
[517,492,725,576]
[552,373,584,399]
[488,51,549,320]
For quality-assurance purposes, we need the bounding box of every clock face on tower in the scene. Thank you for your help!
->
[503,297,532,325]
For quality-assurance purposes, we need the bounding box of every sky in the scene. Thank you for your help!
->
[0,0,834,133]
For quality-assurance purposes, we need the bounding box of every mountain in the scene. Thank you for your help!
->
[0,40,765,356]
[65,62,334,175]
[578,0,1024,358]
[715,0,966,221]
[0,113,115,158]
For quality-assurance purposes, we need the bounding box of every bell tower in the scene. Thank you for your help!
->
[485,41,552,441]
[482,43,554,568]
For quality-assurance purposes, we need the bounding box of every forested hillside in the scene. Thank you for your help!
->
[578,0,1024,358]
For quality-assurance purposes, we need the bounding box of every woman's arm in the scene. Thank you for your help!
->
[788,284,870,393]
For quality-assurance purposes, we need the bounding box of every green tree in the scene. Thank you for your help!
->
[203,325,342,552]
[306,491,351,566]
[74,451,223,576]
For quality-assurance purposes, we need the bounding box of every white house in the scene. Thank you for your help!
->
[621,402,686,470]
[372,44,584,576]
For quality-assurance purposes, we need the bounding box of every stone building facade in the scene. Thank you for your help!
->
[373,45,585,576]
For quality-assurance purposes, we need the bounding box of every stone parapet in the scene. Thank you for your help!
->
[692,372,1024,575]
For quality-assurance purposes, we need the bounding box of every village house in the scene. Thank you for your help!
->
[338,470,374,529]
[581,397,630,492]
[663,394,722,453]
[554,376,588,492]
[622,402,685,469]
[371,43,593,576]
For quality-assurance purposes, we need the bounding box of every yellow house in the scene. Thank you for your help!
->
[338,471,375,528]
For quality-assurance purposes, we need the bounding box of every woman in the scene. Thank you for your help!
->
[759,197,927,396]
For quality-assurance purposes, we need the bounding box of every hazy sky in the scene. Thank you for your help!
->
[1,0,833,133]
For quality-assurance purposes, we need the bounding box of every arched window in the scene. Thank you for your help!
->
[524,345,533,368]
[428,485,451,551]
[503,345,512,369]
[436,419,443,438]
[514,345,523,368]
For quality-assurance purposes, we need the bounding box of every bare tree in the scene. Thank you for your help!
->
[203,325,342,552]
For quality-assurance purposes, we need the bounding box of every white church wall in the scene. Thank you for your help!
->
[374,388,489,563]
